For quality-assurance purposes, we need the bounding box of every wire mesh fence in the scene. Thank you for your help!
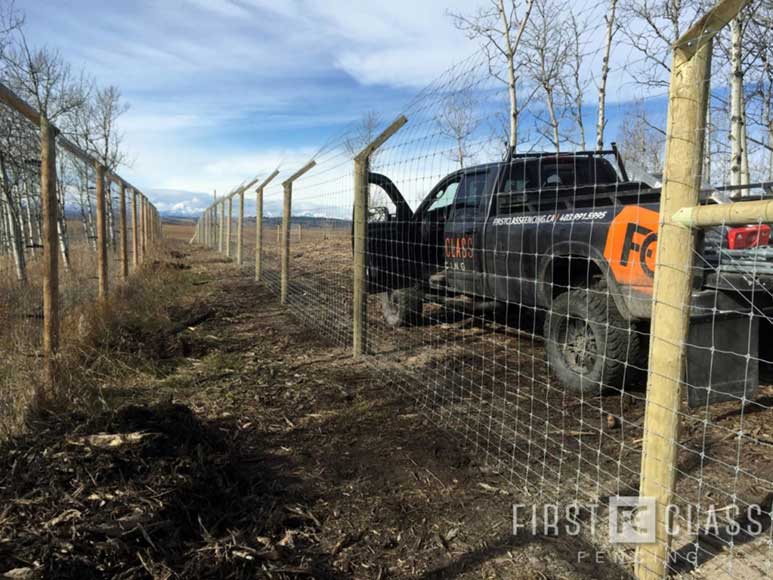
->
[0,84,160,438]
[192,0,773,577]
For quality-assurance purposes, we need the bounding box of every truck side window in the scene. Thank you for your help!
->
[501,162,535,193]
[367,183,396,222]
[496,162,533,215]
[427,180,459,212]
[454,171,488,208]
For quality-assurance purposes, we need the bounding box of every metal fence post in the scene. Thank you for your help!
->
[280,160,316,305]
[352,115,407,357]
[95,162,109,300]
[255,170,280,282]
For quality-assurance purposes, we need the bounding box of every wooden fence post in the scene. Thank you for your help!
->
[634,1,747,576]
[95,162,109,300]
[219,201,225,253]
[40,115,59,365]
[141,196,147,262]
[280,160,316,305]
[255,169,279,282]
[119,180,128,279]
[131,191,139,270]
[352,115,407,357]
[226,196,232,258]
[237,189,244,266]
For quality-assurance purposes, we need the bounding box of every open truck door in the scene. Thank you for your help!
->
[364,172,417,293]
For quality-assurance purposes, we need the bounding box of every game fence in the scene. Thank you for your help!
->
[192,0,772,577]
[0,82,161,437]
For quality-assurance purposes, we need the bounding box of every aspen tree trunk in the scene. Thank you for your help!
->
[56,179,71,273]
[106,184,116,251]
[82,165,97,250]
[765,61,773,182]
[596,0,616,150]
[498,0,517,148]
[740,89,750,185]
[704,105,712,181]
[729,17,745,188]
[22,179,36,257]
[546,87,560,152]
[0,198,7,254]
[0,153,26,284]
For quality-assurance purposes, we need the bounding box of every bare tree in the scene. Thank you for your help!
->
[619,0,706,89]
[88,85,130,172]
[343,110,381,159]
[728,16,750,186]
[451,0,535,151]
[0,0,22,56]
[617,105,665,175]
[436,87,480,168]
[2,33,87,122]
[523,0,569,151]
[343,111,389,208]
[560,9,592,150]
[596,0,618,150]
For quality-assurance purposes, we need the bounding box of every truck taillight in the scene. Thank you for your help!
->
[726,225,771,249]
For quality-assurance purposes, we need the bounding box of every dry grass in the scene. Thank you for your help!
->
[0,239,195,440]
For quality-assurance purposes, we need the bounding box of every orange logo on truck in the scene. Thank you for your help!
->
[603,206,659,291]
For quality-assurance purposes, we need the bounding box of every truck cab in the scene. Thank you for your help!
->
[365,148,772,405]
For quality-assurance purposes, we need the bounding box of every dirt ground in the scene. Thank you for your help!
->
[0,241,633,580]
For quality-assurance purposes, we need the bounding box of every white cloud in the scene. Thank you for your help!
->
[21,0,666,216]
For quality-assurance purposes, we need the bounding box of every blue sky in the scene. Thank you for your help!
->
[19,0,670,215]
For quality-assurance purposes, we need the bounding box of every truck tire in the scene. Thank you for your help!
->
[545,288,640,394]
[382,287,424,327]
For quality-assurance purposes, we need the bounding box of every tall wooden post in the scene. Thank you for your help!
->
[256,188,264,280]
[119,180,128,279]
[40,116,59,362]
[255,170,279,281]
[237,189,245,266]
[226,197,233,258]
[131,190,139,269]
[634,23,718,580]
[140,196,147,262]
[280,160,316,305]
[95,163,108,300]
[219,201,225,253]
[353,157,368,357]
[352,115,407,357]
[280,182,291,304]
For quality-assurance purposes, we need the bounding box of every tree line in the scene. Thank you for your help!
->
[0,1,129,285]
[350,0,773,186]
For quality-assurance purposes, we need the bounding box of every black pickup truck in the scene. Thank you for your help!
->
[365,149,773,405]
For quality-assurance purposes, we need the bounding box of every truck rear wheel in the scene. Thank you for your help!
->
[545,288,640,394]
[382,287,424,327]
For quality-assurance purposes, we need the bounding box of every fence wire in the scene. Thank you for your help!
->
[0,98,147,437]
[194,3,773,577]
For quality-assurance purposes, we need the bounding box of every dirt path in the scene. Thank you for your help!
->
[0,243,630,580]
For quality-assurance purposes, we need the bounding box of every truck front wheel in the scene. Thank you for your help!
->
[382,287,424,327]
[545,288,640,394]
